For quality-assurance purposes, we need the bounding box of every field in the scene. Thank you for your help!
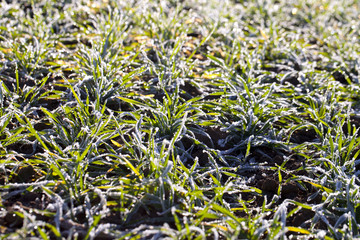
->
[0,0,360,239]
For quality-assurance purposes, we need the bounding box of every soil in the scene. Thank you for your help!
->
[7,142,44,157]
[281,72,300,86]
[0,192,51,233]
[332,71,350,85]
[231,144,324,228]
[242,168,323,228]
[343,114,360,136]
[34,120,53,131]
[181,126,230,166]
[37,98,62,111]
[290,128,318,144]
[180,81,203,100]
